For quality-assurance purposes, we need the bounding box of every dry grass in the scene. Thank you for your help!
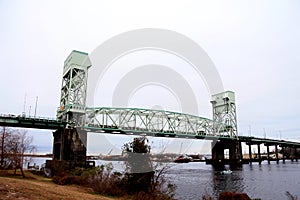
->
[0,170,115,200]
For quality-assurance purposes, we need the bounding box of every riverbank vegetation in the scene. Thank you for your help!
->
[51,137,176,200]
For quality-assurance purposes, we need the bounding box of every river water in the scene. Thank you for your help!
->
[166,161,300,200]
[29,158,300,200]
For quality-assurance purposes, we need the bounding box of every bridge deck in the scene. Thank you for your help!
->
[239,136,300,147]
[0,111,299,148]
[0,115,65,130]
[82,125,300,147]
[82,125,232,140]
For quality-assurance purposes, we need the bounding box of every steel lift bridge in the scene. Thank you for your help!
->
[1,50,299,166]
[52,50,242,166]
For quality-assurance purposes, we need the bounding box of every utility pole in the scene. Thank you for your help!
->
[279,131,282,139]
[248,125,252,137]
[22,93,27,117]
[34,96,38,117]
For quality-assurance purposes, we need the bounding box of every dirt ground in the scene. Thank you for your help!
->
[0,171,115,200]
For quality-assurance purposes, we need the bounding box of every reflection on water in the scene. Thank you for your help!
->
[212,169,245,196]
[166,162,300,200]
[28,158,300,200]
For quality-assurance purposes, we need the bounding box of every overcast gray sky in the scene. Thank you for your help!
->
[1,0,300,154]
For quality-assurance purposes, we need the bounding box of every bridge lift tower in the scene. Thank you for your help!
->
[52,50,91,166]
[211,91,238,138]
[210,91,242,165]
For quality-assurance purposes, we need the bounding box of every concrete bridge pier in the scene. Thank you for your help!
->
[210,139,242,168]
[52,128,87,167]
[291,147,298,162]
[247,142,252,164]
[275,145,279,164]
[257,144,262,164]
[211,140,225,161]
[266,145,271,164]
[281,146,286,163]
[246,142,262,164]
[295,147,298,162]
[289,147,293,162]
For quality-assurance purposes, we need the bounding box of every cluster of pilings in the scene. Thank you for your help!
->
[206,138,299,168]
[206,139,243,168]
[246,142,299,164]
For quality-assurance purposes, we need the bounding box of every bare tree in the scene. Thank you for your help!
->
[0,127,12,168]
[0,127,36,177]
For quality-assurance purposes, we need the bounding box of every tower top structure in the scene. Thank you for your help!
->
[57,50,91,126]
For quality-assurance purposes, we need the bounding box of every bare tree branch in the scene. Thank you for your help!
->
[0,128,36,177]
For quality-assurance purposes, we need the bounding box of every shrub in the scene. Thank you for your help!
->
[218,191,251,200]
[86,164,124,196]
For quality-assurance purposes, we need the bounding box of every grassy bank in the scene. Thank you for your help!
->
[0,170,115,200]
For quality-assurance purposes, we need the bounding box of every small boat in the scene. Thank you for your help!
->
[174,154,193,163]
[217,169,232,175]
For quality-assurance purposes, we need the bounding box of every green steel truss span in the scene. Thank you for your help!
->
[84,107,235,138]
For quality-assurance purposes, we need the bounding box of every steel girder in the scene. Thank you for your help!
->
[84,107,233,137]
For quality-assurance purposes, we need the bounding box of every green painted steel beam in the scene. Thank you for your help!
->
[85,107,233,138]
[0,115,66,130]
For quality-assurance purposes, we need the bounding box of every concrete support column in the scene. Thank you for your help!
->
[248,143,252,164]
[267,145,270,164]
[282,147,285,163]
[229,140,242,160]
[257,144,261,165]
[295,147,298,162]
[290,147,294,162]
[52,128,87,167]
[212,140,225,161]
[275,145,279,164]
